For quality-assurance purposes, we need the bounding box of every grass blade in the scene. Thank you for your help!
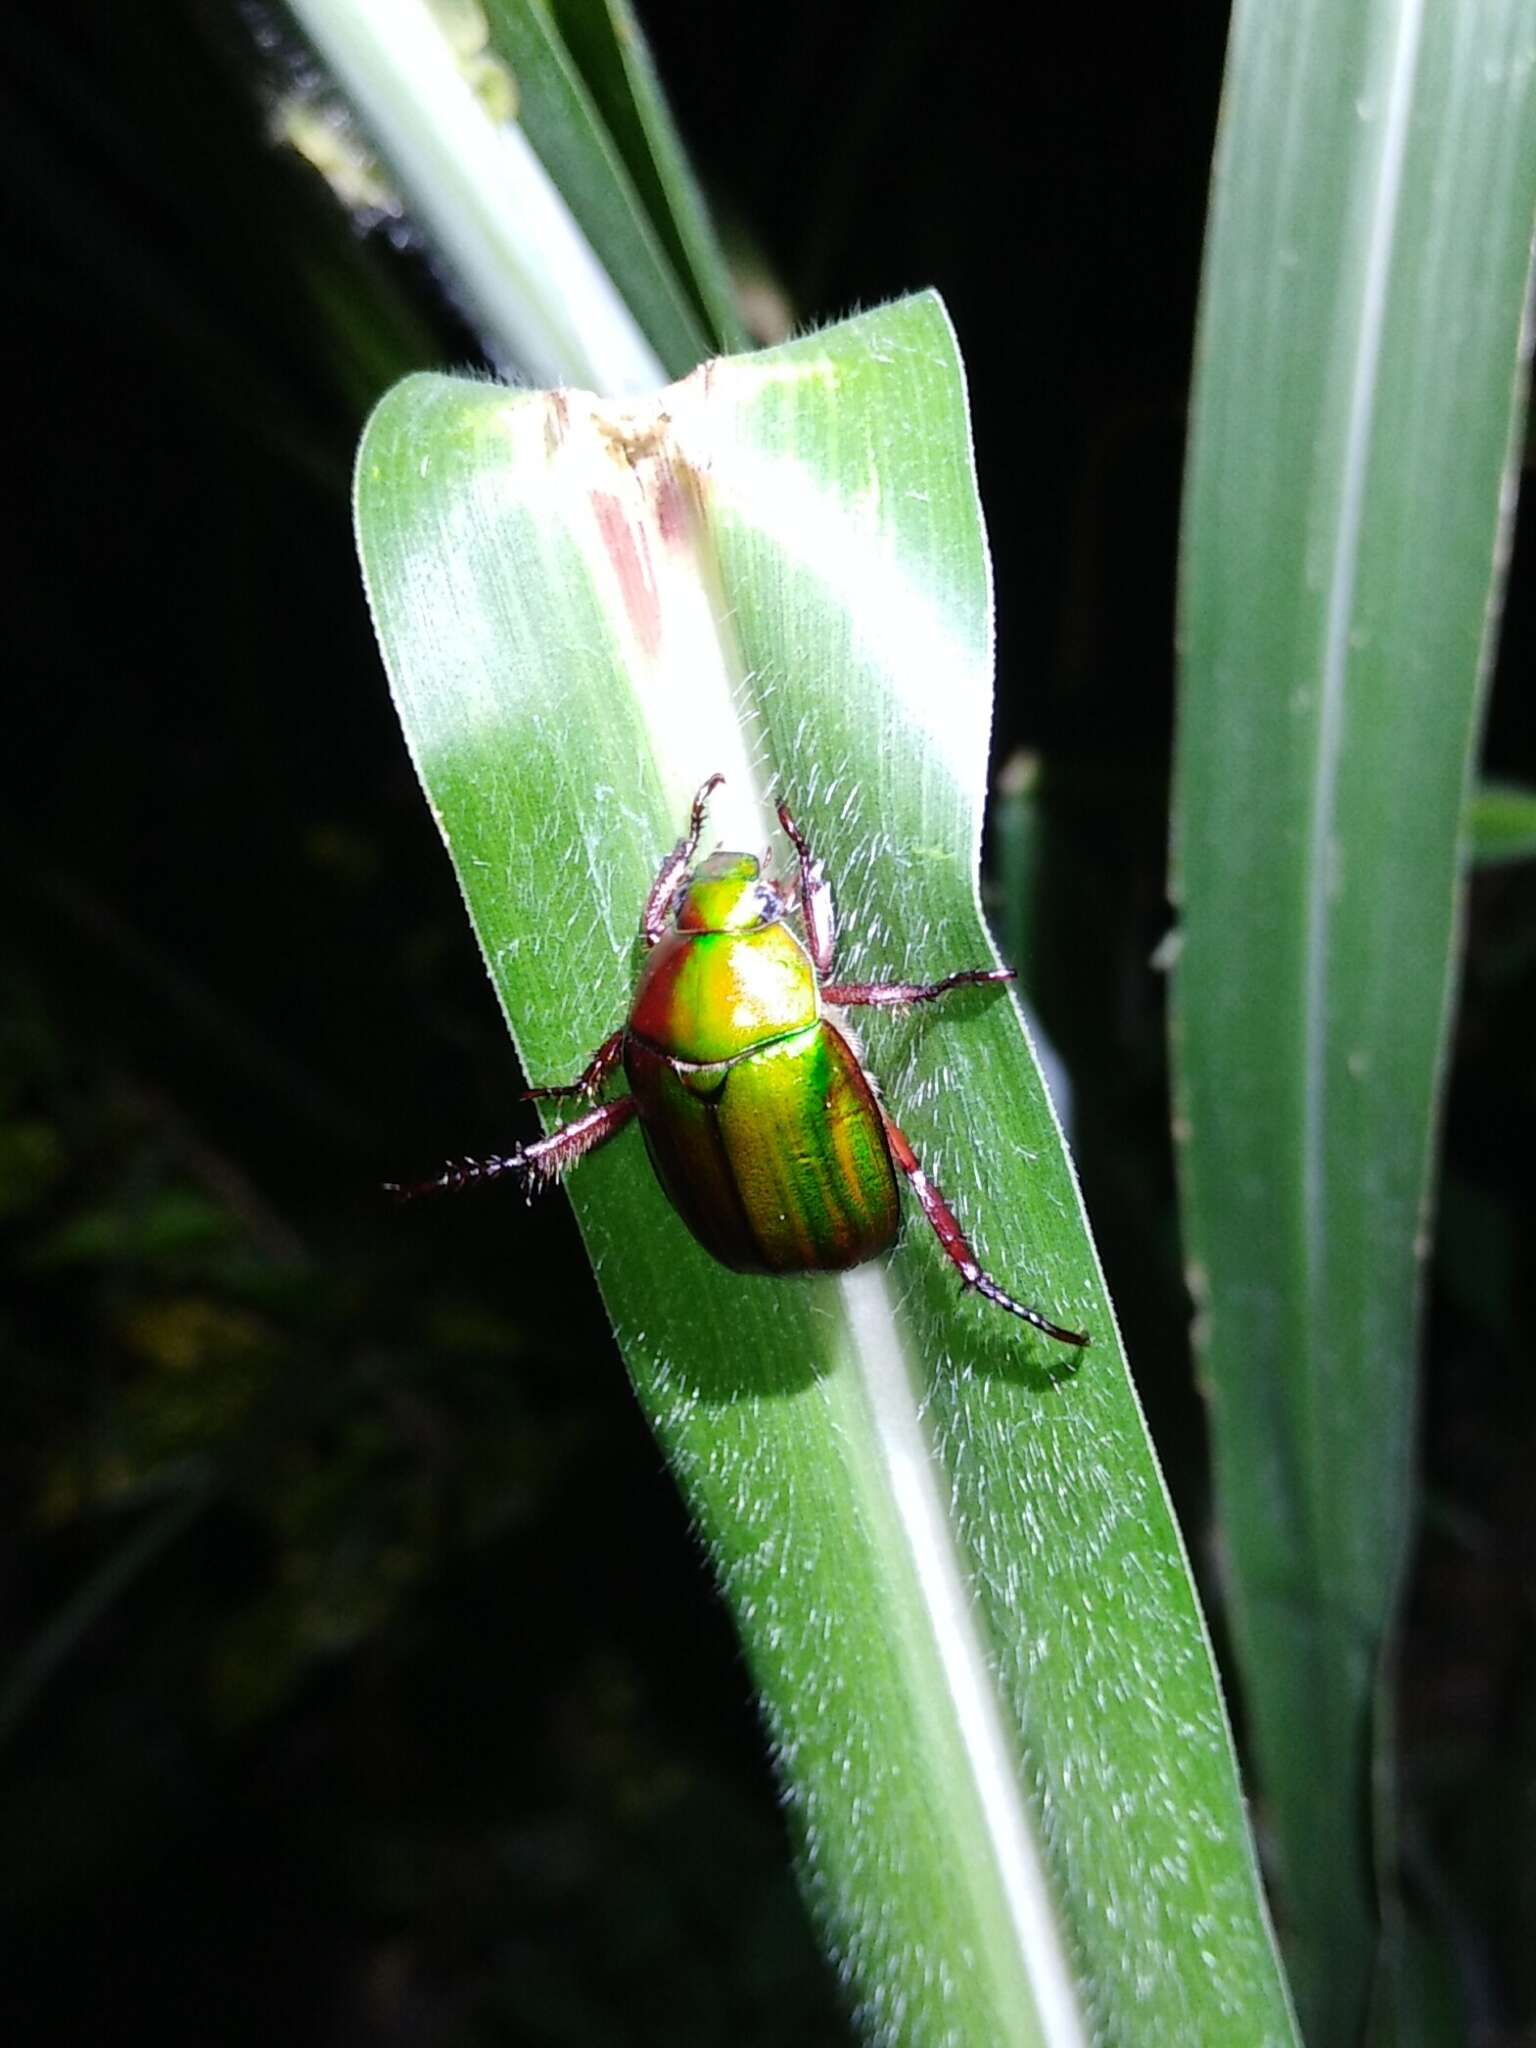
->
[1470,778,1536,866]
[357,293,1297,2042]
[476,0,724,374]
[547,0,750,352]
[1174,3,1536,2036]
[286,0,663,386]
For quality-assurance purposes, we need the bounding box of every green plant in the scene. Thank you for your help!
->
[10,1,1532,2040]
[303,0,1304,2038]
[1176,3,1536,2040]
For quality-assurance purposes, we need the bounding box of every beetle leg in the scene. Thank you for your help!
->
[823,967,1014,1008]
[775,798,835,974]
[522,1029,625,1101]
[386,1095,638,1203]
[641,773,725,946]
[880,1110,1089,1351]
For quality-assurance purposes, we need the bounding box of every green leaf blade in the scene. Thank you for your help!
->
[547,0,750,354]
[1175,3,1536,2037]
[287,0,667,388]
[478,0,718,376]
[1470,778,1536,865]
[358,294,1296,2043]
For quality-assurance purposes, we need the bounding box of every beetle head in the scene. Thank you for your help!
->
[676,851,784,933]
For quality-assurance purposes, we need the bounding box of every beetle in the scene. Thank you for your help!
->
[393,776,1089,1349]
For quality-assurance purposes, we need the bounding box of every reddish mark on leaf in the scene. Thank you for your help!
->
[592,490,662,659]
[651,459,693,550]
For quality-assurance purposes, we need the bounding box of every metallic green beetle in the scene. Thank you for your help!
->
[397,776,1088,1348]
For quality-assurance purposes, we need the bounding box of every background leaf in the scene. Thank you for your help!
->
[1173,3,1536,2038]
[476,0,736,371]
[285,0,666,387]
[1470,778,1536,866]
[357,292,1297,2043]
[285,0,742,382]
[537,0,749,352]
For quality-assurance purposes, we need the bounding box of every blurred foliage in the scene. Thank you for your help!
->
[3,1,1533,2042]
[0,937,843,2040]
[1470,778,1536,868]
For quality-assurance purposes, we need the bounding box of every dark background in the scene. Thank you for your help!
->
[4,4,1533,2042]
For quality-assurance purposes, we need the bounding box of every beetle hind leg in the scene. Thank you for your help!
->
[522,1029,625,1102]
[880,1110,1089,1352]
[387,1095,638,1204]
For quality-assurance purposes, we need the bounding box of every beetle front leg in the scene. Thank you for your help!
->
[641,773,725,947]
[775,798,835,974]
[881,1110,1089,1351]
[387,1095,638,1203]
[522,1029,625,1102]
[823,967,1014,1009]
